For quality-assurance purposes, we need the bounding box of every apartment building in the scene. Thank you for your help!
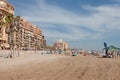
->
[19,18,46,50]
[0,0,14,49]
[0,0,46,49]
[54,39,69,51]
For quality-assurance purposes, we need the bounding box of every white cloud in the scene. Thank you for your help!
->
[43,26,90,40]
[112,0,120,3]
[81,4,120,31]
[16,0,120,42]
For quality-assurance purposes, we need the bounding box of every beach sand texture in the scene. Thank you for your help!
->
[0,51,120,80]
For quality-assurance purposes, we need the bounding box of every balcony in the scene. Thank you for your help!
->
[0,1,14,15]
[0,5,14,14]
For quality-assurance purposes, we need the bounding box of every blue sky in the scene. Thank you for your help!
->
[8,0,120,50]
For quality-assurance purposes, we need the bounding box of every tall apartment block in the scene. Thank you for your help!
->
[0,0,14,49]
[0,0,46,49]
[19,18,46,50]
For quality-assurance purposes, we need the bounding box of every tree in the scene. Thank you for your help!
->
[0,13,14,26]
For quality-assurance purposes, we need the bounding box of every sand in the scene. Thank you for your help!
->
[0,51,120,80]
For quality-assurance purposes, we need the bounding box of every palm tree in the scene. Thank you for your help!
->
[0,13,13,26]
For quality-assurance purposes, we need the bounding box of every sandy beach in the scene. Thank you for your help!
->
[0,51,120,80]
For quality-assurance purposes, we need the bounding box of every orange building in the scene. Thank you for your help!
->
[19,18,46,50]
[0,0,46,49]
[0,0,14,49]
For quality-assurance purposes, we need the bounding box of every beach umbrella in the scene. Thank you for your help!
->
[103,45,119,51]
[108,46,116,51]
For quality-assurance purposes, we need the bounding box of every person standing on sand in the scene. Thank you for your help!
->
[104,42,108,57]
